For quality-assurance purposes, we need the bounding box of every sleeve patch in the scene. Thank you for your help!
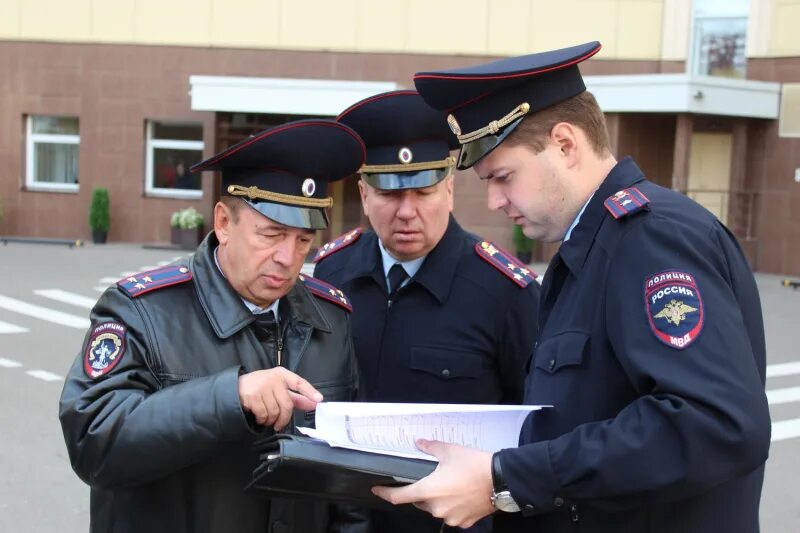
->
[299,274,352,312]
[604,187,650,219]
[117,265,192,298]
[84,322,127,379]
[644,270,704,350]
[474,241,536,288]
[312,228,362,263]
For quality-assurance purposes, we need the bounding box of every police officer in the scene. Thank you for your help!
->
[373,42,771,533]
[313,90,541,533]
[59,120,367,533]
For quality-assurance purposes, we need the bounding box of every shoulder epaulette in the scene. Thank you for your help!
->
[474,241,536,288]
[604,187,649,219]
[299,274,352,312]
[312,228,362,263]
[117,265,192,298]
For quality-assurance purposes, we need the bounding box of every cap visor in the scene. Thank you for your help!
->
[362,168,450,190]
[245,201,329,230]
[456,116,526,170]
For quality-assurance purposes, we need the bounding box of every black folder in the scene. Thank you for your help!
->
[247,434,437,508]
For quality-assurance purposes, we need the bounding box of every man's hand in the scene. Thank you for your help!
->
[372,439,495,528]
[238,367,323,430]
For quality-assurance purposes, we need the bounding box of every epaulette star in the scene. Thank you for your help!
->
[117,265,192,298]
[299,274,353,312]
[474,241,536,288]
[312,228,363,263]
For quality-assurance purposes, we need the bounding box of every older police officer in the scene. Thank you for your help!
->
[59,120,367,533]
[373,42,771,533]
[313,90,541,533]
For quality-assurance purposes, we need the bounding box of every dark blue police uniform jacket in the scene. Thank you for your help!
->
[494,157,771,533]
[314,216,540,405]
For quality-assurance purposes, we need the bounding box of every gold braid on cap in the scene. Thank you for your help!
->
[454,102,531,145]
[226,185,333,208]
[360,156,456,174]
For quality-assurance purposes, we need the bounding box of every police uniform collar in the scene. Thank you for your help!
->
[558,157,646,276]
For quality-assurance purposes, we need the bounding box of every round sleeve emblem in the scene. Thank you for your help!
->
[645,271,704,350]
[83,322,127,379]
[302,178,316,197]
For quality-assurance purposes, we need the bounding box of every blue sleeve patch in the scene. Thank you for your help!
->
[474,241,536,288]
[312,228,362,263]
[84,322,127,379]
[299,274,352,312]
[117,265,192,298]
[645,270,704,349]
[604,187,649,219]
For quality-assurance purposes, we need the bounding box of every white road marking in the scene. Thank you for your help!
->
[99,277,120,284]
[120,271,137,277]
[0,295,90,329]
[25,369,63,382]
[767,386,800,406]
[767,361,800,378]
[0,357,23,368]
[0,320,29,334]
[157,260,172,266]
[95,286,108,293]
[138,265,160,271]
[772,418,800,442]
[34,289,96,309]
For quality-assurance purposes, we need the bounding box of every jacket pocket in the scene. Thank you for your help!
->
[409,345,487,380]
[534,331,590,375]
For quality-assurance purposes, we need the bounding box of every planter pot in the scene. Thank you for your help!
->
[92,230,108,244]
[170,226,181,246]
[174,227,204,249]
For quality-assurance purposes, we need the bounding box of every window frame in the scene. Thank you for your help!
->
[25,115,80,193]
[144,120,205,199]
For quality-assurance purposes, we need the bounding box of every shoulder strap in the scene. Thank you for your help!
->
[312,228,363,263]
[604,186,650,219]
[117,265,193,298]
[299,274,352,312]
[474,241,536,288]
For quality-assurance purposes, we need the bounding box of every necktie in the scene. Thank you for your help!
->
[251,310,277,341]
[387,263,408,298]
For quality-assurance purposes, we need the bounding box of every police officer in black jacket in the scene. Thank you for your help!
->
[59,120,368,533]
[314,90,541,533]
[373,42,771,533]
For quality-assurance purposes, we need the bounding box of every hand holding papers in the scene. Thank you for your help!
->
[248,402,549,506]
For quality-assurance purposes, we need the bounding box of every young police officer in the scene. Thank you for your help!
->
[59,120,367,533]
[313,90,541,533]
[373,42,771,533]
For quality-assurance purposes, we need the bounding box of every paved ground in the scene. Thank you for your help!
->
[0,242,798,531]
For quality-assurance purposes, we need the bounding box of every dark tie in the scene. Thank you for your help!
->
[251,310,277,341]
[387,263,408,298]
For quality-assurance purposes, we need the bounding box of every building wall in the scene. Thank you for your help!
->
[0,0,669,60]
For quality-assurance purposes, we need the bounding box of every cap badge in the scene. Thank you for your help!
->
[302,178,316,197]
[447,114,462,136]
[398,147,414,164]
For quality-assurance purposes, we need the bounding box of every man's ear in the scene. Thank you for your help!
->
[551,122,580,168]
[213,202,232,245]
[357,179,370,217]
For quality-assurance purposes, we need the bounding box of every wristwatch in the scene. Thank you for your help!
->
[490,452,522,513]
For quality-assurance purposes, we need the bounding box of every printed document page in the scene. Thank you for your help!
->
[298,402,549,460]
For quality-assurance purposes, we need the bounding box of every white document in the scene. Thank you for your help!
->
[298,402,549,461]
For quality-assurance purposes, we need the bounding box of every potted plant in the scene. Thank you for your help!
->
[170,207,205,249]
[89,188,110,244]
[512,223,535,264]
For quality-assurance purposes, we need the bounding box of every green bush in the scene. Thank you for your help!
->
[171,207,204,230]
[89,188,110,232]
[512,223,534,253]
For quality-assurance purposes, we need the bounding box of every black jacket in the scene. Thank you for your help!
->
[59,233,362,533]
[495,158,770,532]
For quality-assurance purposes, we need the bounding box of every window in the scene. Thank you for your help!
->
[145,121,204,198]
[25,115,80,191]
[691,0,749,78]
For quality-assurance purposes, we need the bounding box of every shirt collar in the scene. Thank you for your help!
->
[214,246,280,320]
[377,239,427,281]
[562,193,594,243]
[558,157,647,276]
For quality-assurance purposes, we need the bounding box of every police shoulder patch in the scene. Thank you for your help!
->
[474,241,536,288]
[312,228,362,263]
[604,187,649,219]
[117,265,192,298]
[84,322,127,379]
[644,270,704,350]
[299,274,352,312]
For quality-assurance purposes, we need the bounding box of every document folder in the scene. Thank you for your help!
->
[247,434,436,507]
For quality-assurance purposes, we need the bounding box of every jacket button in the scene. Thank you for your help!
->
[548,359,555,371]
[554,497,564,507]
[441,368,451,378]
